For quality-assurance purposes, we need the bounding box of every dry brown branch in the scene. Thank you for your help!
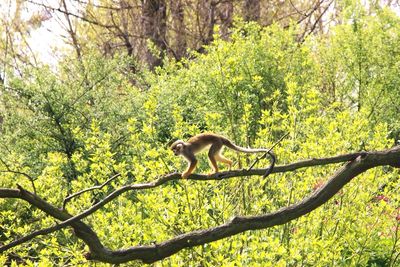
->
[0,146,399,264]
[0,156,37,194]
[26,0,117,30]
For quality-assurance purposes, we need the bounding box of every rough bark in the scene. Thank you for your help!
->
[243,0,260,22]
[219,1,233,39]
[141,0,167,69]
[198,0,217,47]
[170,0,187,60]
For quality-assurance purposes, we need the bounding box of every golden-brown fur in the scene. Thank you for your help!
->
[170,133,272,178]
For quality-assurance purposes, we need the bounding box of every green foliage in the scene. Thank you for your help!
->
[315,5,400,139]
[1,3,400,266]
[1,52,143,182]
[146,20,316,146]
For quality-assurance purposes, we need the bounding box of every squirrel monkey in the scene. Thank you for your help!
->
[170,133,275,179]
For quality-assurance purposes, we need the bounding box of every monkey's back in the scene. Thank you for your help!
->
[187,133,225,152]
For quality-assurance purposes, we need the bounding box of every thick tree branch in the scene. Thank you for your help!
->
[0,185,106,255]
[0,146,399,263]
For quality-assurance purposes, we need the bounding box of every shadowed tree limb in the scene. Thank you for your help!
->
[0,146,399,263]
[0,185,106,255]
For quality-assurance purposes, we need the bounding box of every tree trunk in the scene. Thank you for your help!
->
[219,1,233,39]
[141,0,167,69]
[170,0,187,60]
[197,0,216,48]
[243,0,260,22]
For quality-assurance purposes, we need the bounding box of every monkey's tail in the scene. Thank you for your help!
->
[223,138,276,177]
[222,138,269,153]
[262,151,275,178]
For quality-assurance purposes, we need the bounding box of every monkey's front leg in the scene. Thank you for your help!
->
[182,159,198,179]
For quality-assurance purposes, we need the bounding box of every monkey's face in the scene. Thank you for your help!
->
[171,141,185,156]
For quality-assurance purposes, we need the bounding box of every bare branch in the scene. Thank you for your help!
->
[63,173,120,209]
[304,0,333,39]
[70,0,139,11]
[26,0,117,30]
[0,157,37,194]
[90,146,400,264]
[0,185,105,254]
[289,0,307,17]
[247,132,290,175]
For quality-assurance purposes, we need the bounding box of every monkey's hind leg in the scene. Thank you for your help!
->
[208,143,222,174]
[215,154,233,170]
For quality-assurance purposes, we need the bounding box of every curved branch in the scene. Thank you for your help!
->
[1,146,399,263]
[0,184,106,253]
[0,156,37,194]
[247,132,289,177]
[63,173,120,209]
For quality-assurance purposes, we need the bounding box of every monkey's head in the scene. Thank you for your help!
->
[170,140,185,156]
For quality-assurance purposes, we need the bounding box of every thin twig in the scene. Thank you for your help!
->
[62,173,121,210]
[0,157,37,194]
[247,132,290,172]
